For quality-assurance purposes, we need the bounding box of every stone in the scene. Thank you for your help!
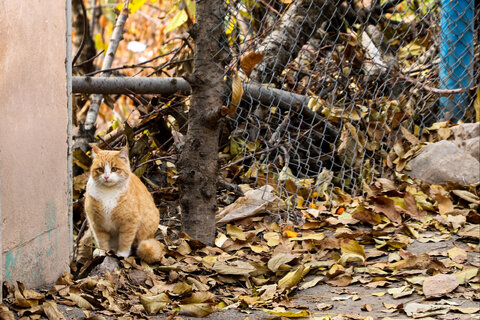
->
[423,273,459,298]
[451,123,480,160]
[406,140,480,185]
[450,122,480,141]
[89,256,120,277]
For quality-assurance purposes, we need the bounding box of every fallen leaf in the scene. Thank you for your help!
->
[278,266,306,291]
[447,247,467,263]
[213,260,256,276]
[338,240,366,265]
[387,285,414,298]
[67,293,93,310]
[263,309,310,317]
[423,274,459,298]
[179,303,216,317]
[42,301,66,320]
[455,267,478,284]
[268,253,297,272]
[371,196,402,224]
[0,303,15,320]
[226,224,246,241]
[264,232,281,247]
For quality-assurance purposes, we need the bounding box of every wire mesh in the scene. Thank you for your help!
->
[213,0,479,214]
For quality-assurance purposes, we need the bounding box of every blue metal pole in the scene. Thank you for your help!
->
[439,0,474,122]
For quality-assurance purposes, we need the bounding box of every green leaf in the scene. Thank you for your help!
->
[166,9,189,33]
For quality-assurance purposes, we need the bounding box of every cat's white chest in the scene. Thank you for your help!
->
[87,177,130,214]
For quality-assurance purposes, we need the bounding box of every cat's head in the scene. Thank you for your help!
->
[90,145,131,187]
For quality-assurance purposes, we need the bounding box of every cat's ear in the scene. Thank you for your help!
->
[91,145,101,158]
[119,146,129,162]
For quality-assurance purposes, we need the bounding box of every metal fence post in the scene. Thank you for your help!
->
[439,0,474,121]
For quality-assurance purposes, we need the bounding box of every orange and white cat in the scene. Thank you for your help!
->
[85,145,163,264]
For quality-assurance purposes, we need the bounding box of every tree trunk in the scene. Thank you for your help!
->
[177,0,228,245]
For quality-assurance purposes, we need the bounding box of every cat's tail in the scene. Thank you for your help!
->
[137,239,165,264]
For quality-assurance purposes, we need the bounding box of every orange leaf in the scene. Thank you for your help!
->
[283,230,298,238]
[240,52,264,77]
[336,207,345,215]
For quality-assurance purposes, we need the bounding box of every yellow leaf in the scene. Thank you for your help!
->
[229,73,244,115]
[289,232,325,241]
[278,266,305,290]
[447,247,467,263]
[264,232,280,247]
[455,267,478,285]
[240,52,264,77]
[263,309,310,317]
[338,240,366,265]
[165,9,189,33]
[226,224,246,241]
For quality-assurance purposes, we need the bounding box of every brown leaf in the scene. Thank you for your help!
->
[400,126,420,145]
[140,293,170,314]
[0,303,15,320]
[430,185,454,215]
[42,301,66,320]
[352,206,382,225]
[403,193,426,221]
[229,73,244,115]
[371,196,402,224]
[338,240,366,265]
[179,303,215,317]
[267,253,297,272]
[240,52,264,77]
[212,260,256,276]
[423,274,459,298]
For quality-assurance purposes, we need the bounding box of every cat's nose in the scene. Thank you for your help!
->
[104,175,110,181]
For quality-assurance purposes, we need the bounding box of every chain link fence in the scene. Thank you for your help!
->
[72,0,479,224]
[210,0,480,213]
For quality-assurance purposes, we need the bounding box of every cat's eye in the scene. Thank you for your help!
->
[111,167,118,172]
[96,168,104,173]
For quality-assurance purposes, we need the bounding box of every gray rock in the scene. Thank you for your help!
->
[450,123,480,161]
[450,122,480,141]
[89,256,120,277]
[406,140,480,185]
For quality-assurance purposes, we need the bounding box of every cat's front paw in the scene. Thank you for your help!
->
[117,250,131,258]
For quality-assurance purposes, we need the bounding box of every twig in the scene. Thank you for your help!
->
[71,218,88,264]
[72,0,88,66]
[398,74,478,95]
[74,50,104,68]
[84,40,189,76]
[217,179,244,197]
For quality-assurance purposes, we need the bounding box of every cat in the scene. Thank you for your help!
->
[85,145,164,264]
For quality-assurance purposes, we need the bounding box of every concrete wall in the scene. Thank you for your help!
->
[0,1,71,288]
